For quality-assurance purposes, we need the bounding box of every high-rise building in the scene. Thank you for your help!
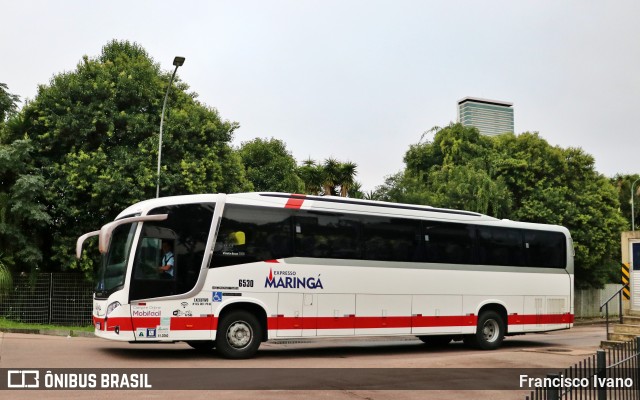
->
[457,97,514,137]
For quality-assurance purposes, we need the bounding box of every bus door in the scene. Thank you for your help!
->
[128,203,217,341]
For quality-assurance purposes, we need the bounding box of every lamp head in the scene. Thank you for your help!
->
[173,56,185,67]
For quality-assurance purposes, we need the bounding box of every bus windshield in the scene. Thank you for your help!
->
[95,222,138,298]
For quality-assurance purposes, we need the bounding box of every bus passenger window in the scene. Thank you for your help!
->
[361,215,420,262]
[476,227,525,267]
[423,222,473,265]
[211,205,293,268]
[524,230,566,268]
[294,212,362,260]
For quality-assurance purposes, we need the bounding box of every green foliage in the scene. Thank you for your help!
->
[611,174,639,230]
[0,317,94,332]
[298,158,359,197]
[2,40,250,276]
[0,83,20,123]
[0,258,12,301]
[377,123,627,288]
[298,158,324,195]
[238,137,304,193]
[0,84,50,275]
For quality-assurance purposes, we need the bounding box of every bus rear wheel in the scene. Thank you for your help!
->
[465,310,505,350]
[216,310,262,359]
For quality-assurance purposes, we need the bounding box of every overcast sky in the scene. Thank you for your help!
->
[2,1,639,192]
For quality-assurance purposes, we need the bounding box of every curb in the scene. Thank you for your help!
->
[573,318,607,326]
[0,327,95,338]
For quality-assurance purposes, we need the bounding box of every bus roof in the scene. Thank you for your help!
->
[115,192,568,234]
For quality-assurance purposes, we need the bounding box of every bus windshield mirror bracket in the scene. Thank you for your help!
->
[98,214,169,254]
[75,214,169,258]
[75,230,100,259]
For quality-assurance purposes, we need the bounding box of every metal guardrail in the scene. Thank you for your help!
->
[526,337,640,400]
[600,284,629,339]
[0,273,93,326]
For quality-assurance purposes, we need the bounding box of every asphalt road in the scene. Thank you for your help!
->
[0,323,609,400]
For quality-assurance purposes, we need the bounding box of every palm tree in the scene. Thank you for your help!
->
[337,161,357,197]
[322,158,341,196]
[299,158,359,197]
[298,158,323,195]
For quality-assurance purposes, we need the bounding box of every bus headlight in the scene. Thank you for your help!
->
[106,301,121,316]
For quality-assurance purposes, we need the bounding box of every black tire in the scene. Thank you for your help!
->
[417,335,452,347]
[187,341,215,351]
[462,335,476,347]
[467,310,505,350]
[215,310,262,359]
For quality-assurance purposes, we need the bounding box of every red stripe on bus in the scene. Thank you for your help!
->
[267,314,573,330]
[101,316,133,331]
[284,197,305,209]
[98,313,573,333]
[170,316,213,330]
[508,313,574,325]
[411,315,477,327]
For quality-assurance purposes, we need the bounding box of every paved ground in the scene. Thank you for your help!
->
[0,323,610,399]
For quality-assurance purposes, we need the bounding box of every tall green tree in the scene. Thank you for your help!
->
[398,124,512,216]
[298,158,324,195]
[0,83,20,123]
[611,174,640,230]
[377,123,626,288]
[0,84,51,275]
[3,41,250,276]
[238,137,304,193]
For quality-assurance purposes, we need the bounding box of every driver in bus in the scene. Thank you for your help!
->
[158,240,175,279]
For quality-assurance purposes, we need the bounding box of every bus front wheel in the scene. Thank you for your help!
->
[465,310,505,350]
[216,310,262,359]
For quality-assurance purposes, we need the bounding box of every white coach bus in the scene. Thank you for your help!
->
[76,192,574,359]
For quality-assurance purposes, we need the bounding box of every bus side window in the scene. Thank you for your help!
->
[524,230,566,268]
[476,227,525,267]
[211,205,293,267]
[361,215,420,262]
[423,222,473,265]
[295,212,361,260]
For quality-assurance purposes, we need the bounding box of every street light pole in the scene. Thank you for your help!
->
[156,56,186,198]
[632,177,640,231]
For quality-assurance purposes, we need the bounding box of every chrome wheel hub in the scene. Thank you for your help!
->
[482,319,499,342]
[227,321,253,349]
